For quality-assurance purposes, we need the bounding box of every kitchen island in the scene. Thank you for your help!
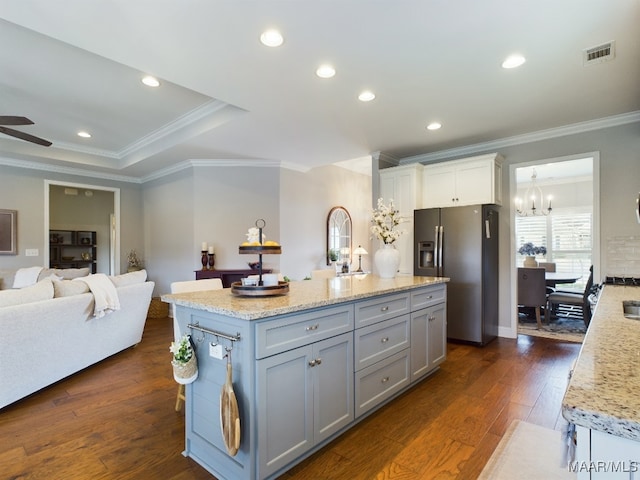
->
[562,284,640,478]
[162,275,448,480]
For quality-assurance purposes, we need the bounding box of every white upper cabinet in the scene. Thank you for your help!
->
[379,163,423,216]
[421,153,503,208]
[379,164,423,275]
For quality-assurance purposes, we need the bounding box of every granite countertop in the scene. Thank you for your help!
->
[562,285,640,441]
[161,275,448,321]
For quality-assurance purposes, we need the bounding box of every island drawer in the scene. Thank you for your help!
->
[411,284,446,310]
[255,304,354,359]
[354,349,410,418]
[354,314,410,371]
[355,292,410,328]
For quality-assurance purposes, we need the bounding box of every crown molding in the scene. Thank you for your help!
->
[0,156,142,183]
[398,111,640,165]
[140,158,283,183]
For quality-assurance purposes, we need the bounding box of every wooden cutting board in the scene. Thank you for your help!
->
[220,361,240,456]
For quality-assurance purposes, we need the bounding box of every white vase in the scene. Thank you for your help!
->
[523,256,538,267]
[375,244,401,278]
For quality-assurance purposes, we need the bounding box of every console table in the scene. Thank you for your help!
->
[195,269,272,288]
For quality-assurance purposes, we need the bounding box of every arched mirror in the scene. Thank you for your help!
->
[326,206,352,266]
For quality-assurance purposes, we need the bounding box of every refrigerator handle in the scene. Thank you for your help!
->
[433,225,440,270]
[437,226,444,276]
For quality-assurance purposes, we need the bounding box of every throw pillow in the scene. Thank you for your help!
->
[53,279,90,298]
[38,267,90,281]
[109,269,147,288]
[0,278,54,307]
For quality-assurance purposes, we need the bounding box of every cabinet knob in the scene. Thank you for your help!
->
[380,306,389,312]
[315,357,322,365]
[308,359,316,367]
[381,376,390,384]
[306,324,319,331]
[380,337,389,343]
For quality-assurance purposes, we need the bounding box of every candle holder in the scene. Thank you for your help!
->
[208,253,215,270]
[201,250,208,270]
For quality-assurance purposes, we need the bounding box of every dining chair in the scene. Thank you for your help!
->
[517,267,547,329]
[170,278,223,411]
[546,266,594,327]
[538,262,556,272]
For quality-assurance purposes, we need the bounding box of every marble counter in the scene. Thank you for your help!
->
[161,275,448,320]
[562,285,640,441]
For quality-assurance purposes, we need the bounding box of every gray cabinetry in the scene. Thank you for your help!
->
[410,285,447,382]
[410,302,447,382]
[256,306,354,479]
[354,291,414,418]
[169,280,447,480]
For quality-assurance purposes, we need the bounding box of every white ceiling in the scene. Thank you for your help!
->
[0,0,638,182]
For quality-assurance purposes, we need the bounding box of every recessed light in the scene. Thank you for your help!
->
[426,122,442,131]
[260,29,284,47]
[502,54,526,69]
[358,91,376,102]
[142,75,160,87]
[316,65,336,78]
[77,131,91,138]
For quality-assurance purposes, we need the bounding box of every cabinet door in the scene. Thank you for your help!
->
[422,165,456,208]
[257,333,354,478]
[455,160,493,206]
[410,308,430,382]
[314,333,354,443]
[257,345,313,477]
[589,429,640,479]
[410,303,446,382]
[428,303,447,369]
[379,164,422,216]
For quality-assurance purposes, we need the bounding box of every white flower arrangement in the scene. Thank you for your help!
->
[169,334,194,365]
[370,198,405,244]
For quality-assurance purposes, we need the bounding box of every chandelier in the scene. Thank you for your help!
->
[515,168,553,216]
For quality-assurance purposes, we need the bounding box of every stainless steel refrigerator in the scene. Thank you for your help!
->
[414,205,499,345]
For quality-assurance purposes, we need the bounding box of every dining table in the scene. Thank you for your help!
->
[544,271,582,288]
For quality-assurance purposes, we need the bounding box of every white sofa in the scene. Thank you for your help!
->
[0,269,154,409]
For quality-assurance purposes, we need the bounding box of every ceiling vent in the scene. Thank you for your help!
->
[583,41,615,66]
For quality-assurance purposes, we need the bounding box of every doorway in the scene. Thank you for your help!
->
[508,152,600,338]
[44,180,120,275]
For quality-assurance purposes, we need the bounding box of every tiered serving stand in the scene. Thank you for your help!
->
[230,220,289,297]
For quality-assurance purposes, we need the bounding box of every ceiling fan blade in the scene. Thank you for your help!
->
[0,126,52,147]
[0,116,34,126]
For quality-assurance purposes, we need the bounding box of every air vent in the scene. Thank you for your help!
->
[583,41,615,66]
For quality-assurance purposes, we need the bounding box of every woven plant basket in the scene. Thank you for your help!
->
[148,297,169,318]
[172,354,198,384]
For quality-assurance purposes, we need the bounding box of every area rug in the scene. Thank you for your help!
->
[478,420,576,479]
[518,313,585,343]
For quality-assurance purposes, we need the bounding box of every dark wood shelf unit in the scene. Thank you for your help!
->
[49,230,97,273]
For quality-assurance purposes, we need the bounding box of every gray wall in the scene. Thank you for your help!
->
[0,165,144,273]
[280,164,373,280]
[1,120,637,337]
[143,163,371,296]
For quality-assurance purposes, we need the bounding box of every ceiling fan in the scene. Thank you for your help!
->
[0,116,52,147]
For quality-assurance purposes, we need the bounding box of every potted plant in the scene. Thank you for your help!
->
[127,249,143,272]
[518,242,547,267]
[170,334,198,384]
[370,198,405,278]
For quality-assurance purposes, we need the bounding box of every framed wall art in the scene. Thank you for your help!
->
[0,209,17,255]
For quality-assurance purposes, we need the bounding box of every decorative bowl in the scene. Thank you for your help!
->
[248,261,261,270]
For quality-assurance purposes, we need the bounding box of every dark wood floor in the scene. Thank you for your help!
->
[0,316,580,479]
